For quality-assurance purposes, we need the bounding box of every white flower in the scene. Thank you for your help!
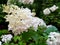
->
[1,34,13,43]
[47,32,60,45]
[32,18,40,31]
[0,41,2,45]
[39,19,46,27]
[43,8,51,15]
[49,5,58,12]
[4,5,46,35]
[31,17,46,31]
[3,5,35,35]
[18,0,34,4]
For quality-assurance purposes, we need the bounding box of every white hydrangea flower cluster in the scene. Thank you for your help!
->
[47,32,60,45]
[18,0,34,4]
[1,34,13,43]
[0,41,2,45]
[31,17,46,31]
[43,8,51,15]
[43,5,58,15]
[49,5,58,12]
[3,4,46,35]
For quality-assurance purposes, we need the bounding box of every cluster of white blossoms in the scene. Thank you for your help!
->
[43,8,51,15]
[49,5,59,12]
[0,41,2,45]
[1,34,13,43]
[18,0,34,4]
[43,5,58,15]
[3,4,46,35]
[47,32,60,45]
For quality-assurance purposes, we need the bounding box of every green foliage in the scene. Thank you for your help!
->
[2,35,26,45]
[0,29,10,36]
[41,1,60,29]
[44,25,58,35]
[0,4,7,23]
[13,35,21,42]
[21,27,36,42]
[0,26,47,45]
[21,26,47,45]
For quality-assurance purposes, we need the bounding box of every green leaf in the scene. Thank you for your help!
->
[18,41,26,45]
[13,35,21,42]
[21,27,36,42]
[0,29,10,36]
